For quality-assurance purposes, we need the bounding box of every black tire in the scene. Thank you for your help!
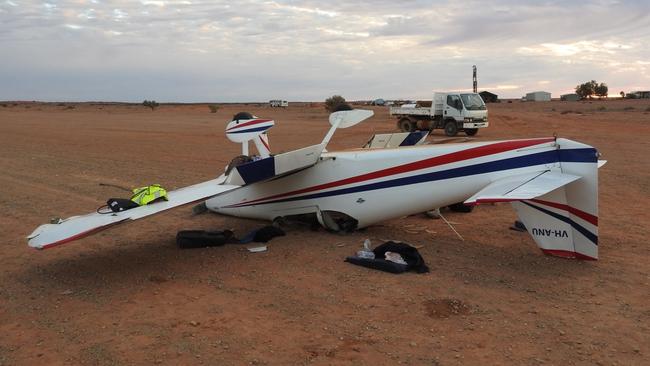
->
[465,128,478,136]
[232,111,254,121]
[398,118,415,132]
[444,120,458,136]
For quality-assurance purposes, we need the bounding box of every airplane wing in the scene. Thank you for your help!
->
[464,171,581,205]
[27,177,240,250]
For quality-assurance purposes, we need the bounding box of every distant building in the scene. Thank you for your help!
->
[525,91,551,102]
[627,91,650,99]
[561,93,580,101]
[371,98,386,106]
[479,91,498,103]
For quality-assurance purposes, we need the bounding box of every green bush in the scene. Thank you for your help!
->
[142,100,159,110]
[576,80,608,99]
[324,95,350,112]
[208,104,219,113]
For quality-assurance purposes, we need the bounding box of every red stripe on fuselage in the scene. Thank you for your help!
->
[229,137,555,207]
[226,119,273,132]
[531,199,598,226]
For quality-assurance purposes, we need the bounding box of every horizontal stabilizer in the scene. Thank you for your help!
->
[465,171,581,205]
[363,131,428,149]
[27,177,239,250]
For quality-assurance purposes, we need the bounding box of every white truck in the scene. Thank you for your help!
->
[389,92,488,136]
[269,100,288,108]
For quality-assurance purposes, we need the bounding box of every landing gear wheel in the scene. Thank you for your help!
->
[444,121,458,136]
[399,118,415,132]
[232,112,254,121]
[465,128,478,136]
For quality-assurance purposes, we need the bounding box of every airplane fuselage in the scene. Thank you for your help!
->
[206,137,560,227]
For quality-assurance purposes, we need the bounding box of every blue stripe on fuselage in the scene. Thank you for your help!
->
[234,148,595,207]
[558,148,598,163]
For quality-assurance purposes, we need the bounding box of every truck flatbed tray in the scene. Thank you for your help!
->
[389,107,432,116]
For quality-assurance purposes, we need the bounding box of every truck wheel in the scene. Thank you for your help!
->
[465,128,478,136]
[444,121,458,136]
[398,118,415,132]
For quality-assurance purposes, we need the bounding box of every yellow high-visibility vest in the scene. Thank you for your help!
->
[131,184,168,206]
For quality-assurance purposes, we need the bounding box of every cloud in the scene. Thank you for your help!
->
[0,0,649,101]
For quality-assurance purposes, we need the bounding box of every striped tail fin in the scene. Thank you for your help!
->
[512,138,600,260]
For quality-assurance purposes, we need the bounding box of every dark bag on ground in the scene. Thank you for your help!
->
[239,225,286,244]
[345,241,430,274]
[176,230,234,249]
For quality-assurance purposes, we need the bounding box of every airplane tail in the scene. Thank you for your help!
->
[512,139,600,259]
[466,138,603,260]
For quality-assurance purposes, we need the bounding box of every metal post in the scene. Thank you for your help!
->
[473,65,477,93]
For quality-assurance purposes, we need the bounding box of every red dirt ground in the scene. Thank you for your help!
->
[0,99,649,365]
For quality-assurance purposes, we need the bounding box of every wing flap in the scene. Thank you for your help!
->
[465,171,581,205]
[27,177,239,250]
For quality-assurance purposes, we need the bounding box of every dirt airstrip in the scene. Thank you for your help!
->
[0,100,649,365]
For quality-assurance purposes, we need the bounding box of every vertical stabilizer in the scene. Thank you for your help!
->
[512,139,600,259]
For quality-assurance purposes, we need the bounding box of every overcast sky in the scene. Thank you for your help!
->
[1,0,649,102]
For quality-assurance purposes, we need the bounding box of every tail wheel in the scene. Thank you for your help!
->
[444,120,458,136]
[232,112,254,121]
[465,128,478,136]
[398,118,416,132]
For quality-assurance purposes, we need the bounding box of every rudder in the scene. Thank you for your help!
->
[512,138,600,260]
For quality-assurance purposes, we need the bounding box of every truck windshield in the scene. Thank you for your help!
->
[460,94,487,110]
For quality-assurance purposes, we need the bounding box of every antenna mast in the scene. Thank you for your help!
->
[473,65,477,93]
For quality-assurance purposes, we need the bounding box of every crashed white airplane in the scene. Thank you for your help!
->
[28,109,605,260]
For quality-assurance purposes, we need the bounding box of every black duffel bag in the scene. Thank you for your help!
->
[176,230,234,249]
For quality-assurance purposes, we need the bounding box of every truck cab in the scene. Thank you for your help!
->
[442,93,488,136]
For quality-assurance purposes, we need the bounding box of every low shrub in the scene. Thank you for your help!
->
[142,100,159,110]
